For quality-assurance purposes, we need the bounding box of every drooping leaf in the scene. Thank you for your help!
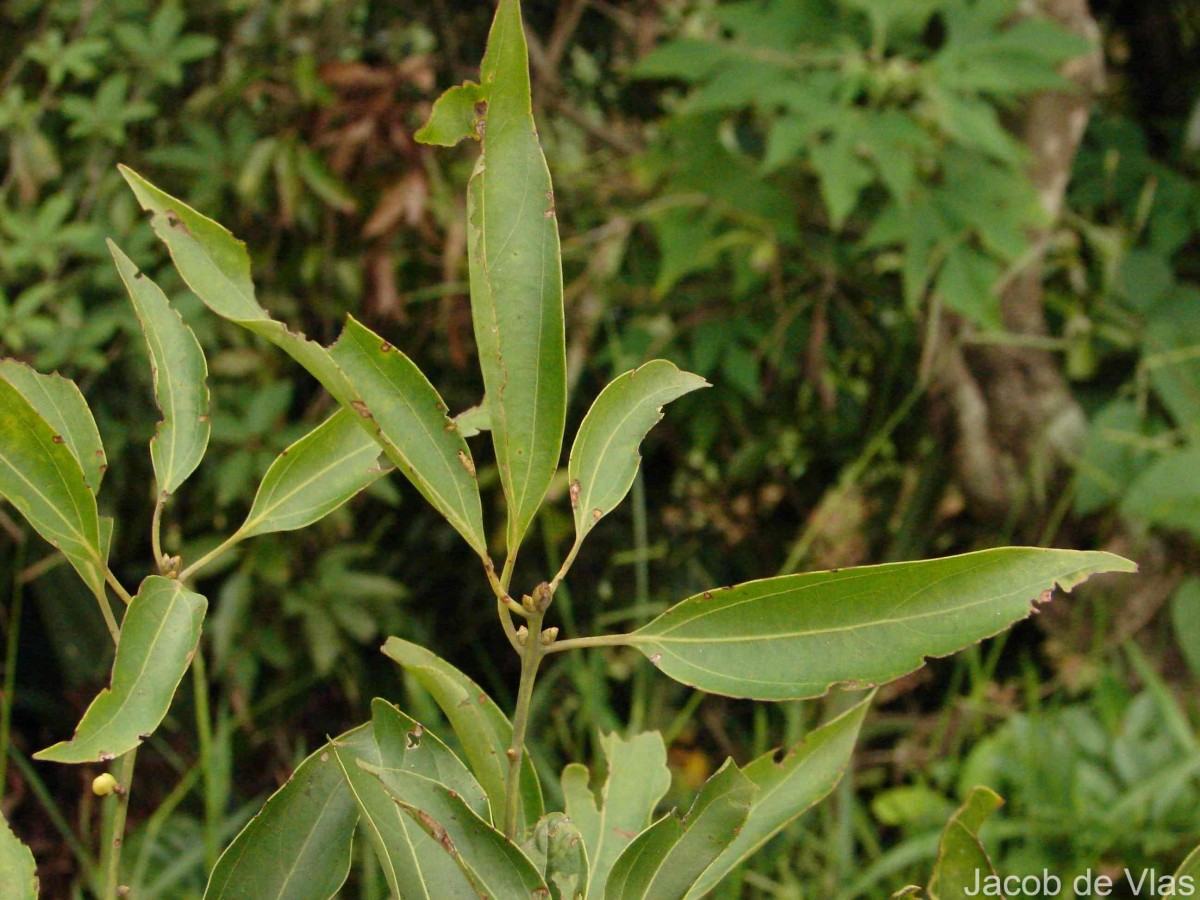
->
[604,759,757,899]
[108,240,210,496]
[0,360,106,494]
[568,360,707,545]
[35,576,206,763]
[0,377,105,598]
[465,0,567,556]
[118,165,357,407]
[561,731,671,898]
[0,812,37,900]
[367,763,548,898]
[522,813,588,900]
[415,81,487,147]
[205,726,373,900]
[629,548,1136,700]
[927,787,1004,900]
[382,638,543,836]
[329,316,487,556]
[237,408,386,538]
[686,693,873,896]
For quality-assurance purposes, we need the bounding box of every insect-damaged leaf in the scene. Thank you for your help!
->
[35,576,205,763]
[629,548,1136,700]
[238,407,386,538]
[568,360,707,545]
[108,240,210,496]
[415,81,487,147]
[927,787,1004,900]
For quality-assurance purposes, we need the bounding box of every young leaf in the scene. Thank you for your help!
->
[205,726,373,900]
[237,408,386,538]
[464,0,567,556]
[34,576,206,763]
[0,377,105,599]
[927,787,1004,900]
[629,548,1136,700]
[329,316,487,556]
[108,240,210,496]
[568,360,707,544]
[367,763,548,898]
[603,759,757,899]
[381,638,543,836]
[0,360,106,494]
[561,731,671,898]
[686,692,873,896]
[521,813,589,900]
[0,812,37,900]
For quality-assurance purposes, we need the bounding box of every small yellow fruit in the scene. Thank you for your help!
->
[92,773,118,796]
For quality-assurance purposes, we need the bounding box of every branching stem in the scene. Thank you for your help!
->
[102,747,137,900]
[504,609,544,840]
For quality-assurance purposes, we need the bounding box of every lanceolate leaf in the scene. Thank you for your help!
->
[629,548,1136,700]
[237,408,386,538]
[108,240,210,496]
[35,576,205,763]
[686,693,873,897]
[381,638,543,836]
[0,812,37,900]
[568,360,707,544]
[561,731,671,898]
[0,377,105,599]
[464,0,567,556]
[927,787,1004,900]
[329,316,487,556]
[604,760,756,899]
[0,361,106,494]
[205,726,374,900]
[118,166,357,408]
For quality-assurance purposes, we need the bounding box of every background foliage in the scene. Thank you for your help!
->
[2,0,1199,894]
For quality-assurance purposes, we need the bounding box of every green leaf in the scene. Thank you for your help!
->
[561,731,671,898]
[454,401,491,438]
[629,548,1136,700]
[35,575,206,763]
[205,726,372,900]
[0,811,37,900]
[686,693,873,896]
[604,759,756,899]
[117,165,358,408]
[465,0,567,555]
[0,377,105,599]
[1177,842,1200,881]
[1144,302,1200,432]
[568,361,707,545]
[381,638,543,836]
[415,81,487,147]
[108,240,210,496]
[522,813,588,900]
[927,787,1004,900]
[329,316,487,556]
[367,763,548,898]
[1074,400,1151,516]
[0,360,106,494]
[1171,579,1200,681]
[237,408,386,538]
[1121,445,1200,539]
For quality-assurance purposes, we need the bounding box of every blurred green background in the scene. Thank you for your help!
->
[2,0,1200,895]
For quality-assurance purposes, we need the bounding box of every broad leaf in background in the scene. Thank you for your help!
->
[118,166,357,407]
[561,731,671,898]
[108,240,210,496]
[0,813,37,900]
[927,787,1004,900]
[237,407,386,538]
[382,638,543,836]
[458,0,567,556]
[629,548,1136,700]
[329,315,487,556]
[35,576,205,763]
[0,360,106,494]
[0,377,105,598]
[1121,445,1200,539]
[686,692,874,896]
[568,360,707,546]
[1073,399,1152,516]
[205,725,374,900]
[1144,302,1200,433]
[603,759,756,899]
[368,763,548,897]
[522,813,588,900]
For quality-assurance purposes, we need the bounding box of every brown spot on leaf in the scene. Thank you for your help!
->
[569,479,581,507]
[351,400,372,418]
[591,507,603,522]
[99,752,115,762]
[1036,589,1054,605]
[649,653,662,664]
[380,341,392,352]
[457,450,476,477]
[703,591,712,599]
[52,434,65,444]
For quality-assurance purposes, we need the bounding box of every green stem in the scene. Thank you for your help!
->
[151,491,166,569]
[192,650,218,873]
[543,632,634,654]
[177,532,244,584]
[0,538,25,804]
[104,567,134,606]
[504,611,544,840]
[103,748,138,900]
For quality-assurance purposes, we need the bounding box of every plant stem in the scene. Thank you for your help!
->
[543,632,634,654]
[192,650,219,873]
[151,491,166,568]
[104,567,134,605]
[103,748,138,900]
[177,532,244,584]
[504,610,544,840]
[0,538,25,804]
